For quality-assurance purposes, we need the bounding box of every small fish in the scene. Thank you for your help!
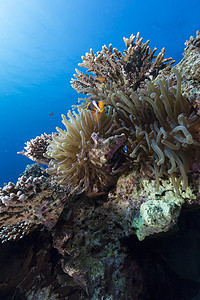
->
[95,76,106,83]
[49,112,53,116]
[122,132,154,154]
[122,142,133,154]
[86,100,104,116]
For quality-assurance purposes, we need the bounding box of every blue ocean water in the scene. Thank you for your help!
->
[0,0,199,187]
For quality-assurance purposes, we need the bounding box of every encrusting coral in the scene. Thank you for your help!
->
[107,169,199,241]
[0,164,67,243]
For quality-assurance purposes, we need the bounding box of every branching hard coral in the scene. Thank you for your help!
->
[71,32,174,109]
[0,165,67,243]
[45,107,126,194]
[18,133,55,165]
[185,30,200,50]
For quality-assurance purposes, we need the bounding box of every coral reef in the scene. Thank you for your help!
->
[108,169,198,240]
[45,32,200,194]
[0,164,67,243]
[3,31,200,299]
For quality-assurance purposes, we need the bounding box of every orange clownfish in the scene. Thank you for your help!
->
[86,100,104,117]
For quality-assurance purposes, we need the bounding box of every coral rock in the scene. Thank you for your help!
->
[0,165,67,243]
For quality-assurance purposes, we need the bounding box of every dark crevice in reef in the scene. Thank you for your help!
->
[0,228,81,300]
[122,210,200,300]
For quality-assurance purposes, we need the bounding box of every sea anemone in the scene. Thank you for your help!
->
[45,107,125,194]
[44,33,200,194]
[110,68,200,192]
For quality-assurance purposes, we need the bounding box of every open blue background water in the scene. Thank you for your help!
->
[0,0,199,187]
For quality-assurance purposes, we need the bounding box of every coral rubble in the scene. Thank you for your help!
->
[2,31,200,299]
